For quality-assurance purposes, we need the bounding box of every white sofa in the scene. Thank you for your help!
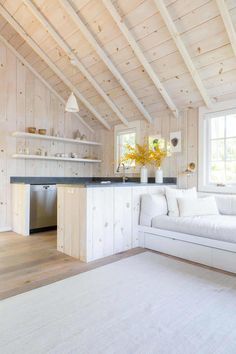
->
[139,190,236,273]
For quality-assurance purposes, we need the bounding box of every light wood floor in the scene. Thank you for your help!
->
[0,231,145,300]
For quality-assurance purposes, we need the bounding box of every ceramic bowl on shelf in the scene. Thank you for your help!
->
[38,129,47,135]
[27,127,36,134]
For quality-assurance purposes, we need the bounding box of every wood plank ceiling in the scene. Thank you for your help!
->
[0,0,236,131]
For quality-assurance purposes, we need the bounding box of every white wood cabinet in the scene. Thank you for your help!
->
[12,183,30,236]
[57,186,87,260]
[114,187,132,253]
[57,184,175,262]
[88,187,114,260]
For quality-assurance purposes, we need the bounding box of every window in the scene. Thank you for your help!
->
[114,121,140,174]
[199,103,236,193]
[116,130,136,169]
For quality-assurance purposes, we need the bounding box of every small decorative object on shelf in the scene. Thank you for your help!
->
[52,128,61,137]
[74,129,81,140]
[28,127,36,134]
[71,152,78,158]
[80,134,87,141]
[149,138,171,184]
[18,144,30,155]
[24,147,29,155]
[122,143,151,183]
[38,129,47,135]
[36,148,42,156]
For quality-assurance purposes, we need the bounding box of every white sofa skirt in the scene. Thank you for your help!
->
[139,225,236,274]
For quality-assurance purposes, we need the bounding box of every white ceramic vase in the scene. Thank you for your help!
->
[140,165,148,183]
[155,167,163,184]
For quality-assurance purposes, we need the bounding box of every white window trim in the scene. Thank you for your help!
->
[198,99,236,194]
[114,120,141,175]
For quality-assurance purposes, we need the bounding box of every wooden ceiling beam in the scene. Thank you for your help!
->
[154,0,212,108]
[0,34,94,133]
[0,4,111,130]
[59,0,153,123]
[216,0,236,57]
[103,0,179,118]
[23,0,129,127]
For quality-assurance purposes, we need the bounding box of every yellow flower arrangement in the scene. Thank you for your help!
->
[150,139,171,168]
[121,139,171,168]
[122,143,151,166]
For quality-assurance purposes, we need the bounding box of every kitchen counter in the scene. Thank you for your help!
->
[10,176,177,186]
[11,176,177,255]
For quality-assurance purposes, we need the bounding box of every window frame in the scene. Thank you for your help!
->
[114,121,140,175]
[199,100,236,194]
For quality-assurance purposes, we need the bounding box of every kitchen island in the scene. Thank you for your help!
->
[56,180,176,262]
[11,177,176,262]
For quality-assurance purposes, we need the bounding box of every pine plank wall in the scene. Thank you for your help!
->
[96,109,198,189]
[0,39,198,231]
[0,40,95,231]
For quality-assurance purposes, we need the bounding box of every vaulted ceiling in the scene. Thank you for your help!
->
[0,0,236,131]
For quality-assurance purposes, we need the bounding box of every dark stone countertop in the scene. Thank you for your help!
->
[10,176,177,187]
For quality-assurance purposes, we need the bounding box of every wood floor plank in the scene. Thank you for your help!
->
[0,231,145,300]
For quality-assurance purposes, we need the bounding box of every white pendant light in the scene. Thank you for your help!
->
[65,92,79,112]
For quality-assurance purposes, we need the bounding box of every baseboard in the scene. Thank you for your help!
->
[0,227,11,232]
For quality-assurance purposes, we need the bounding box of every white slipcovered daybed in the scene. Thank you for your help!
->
[139,189,236,273]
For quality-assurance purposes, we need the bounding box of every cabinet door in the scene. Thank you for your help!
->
[58,186,82,258]
[91,188,114,260]
[132,187,148,248]
[12,184,30,236]
[114,187,132,253]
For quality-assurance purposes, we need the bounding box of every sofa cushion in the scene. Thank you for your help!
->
[140,194,168,227]
[151,214,236,243]
[177,196,219,217]
[165,187,197,217]
[215,195,236,216]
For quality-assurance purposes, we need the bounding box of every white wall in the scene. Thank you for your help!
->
[0,41,97,231]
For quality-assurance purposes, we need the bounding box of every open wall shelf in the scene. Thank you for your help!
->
[12,132,102,146]
[12,154,101,163]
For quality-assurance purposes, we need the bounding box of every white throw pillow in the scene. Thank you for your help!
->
[140,194,168,226]
[177,196,219,217]
[165,187,197,217]
[215,195,236,216]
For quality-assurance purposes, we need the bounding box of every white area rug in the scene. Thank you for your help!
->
[1,252,236,354]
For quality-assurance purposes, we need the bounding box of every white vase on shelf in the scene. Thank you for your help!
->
[155,167,163,184]
[140,165,148,183]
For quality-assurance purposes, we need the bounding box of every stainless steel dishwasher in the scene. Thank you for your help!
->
[30,185,57,233]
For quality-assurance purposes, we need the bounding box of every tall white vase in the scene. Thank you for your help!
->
[140,166,148,183]
[155,167,163,184]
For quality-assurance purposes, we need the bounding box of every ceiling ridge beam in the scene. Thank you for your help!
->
[216,0,236,57]
[59,0,153,123]
[0,34,94,133]
[23,0,129,126]
[103,0,179,118]
[0,4,111,130]
[154,0,212,108]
